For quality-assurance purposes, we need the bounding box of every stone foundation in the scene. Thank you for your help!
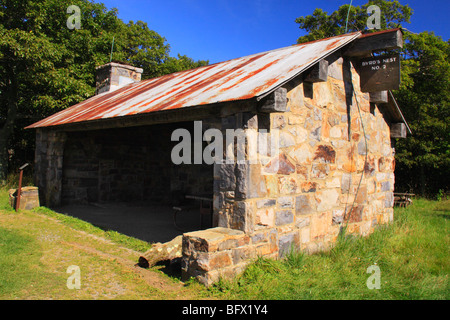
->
[182,227,255,286]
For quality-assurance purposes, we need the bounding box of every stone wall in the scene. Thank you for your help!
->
[35,129,66,207]
[250,57,395,254]
[193,57,395,285]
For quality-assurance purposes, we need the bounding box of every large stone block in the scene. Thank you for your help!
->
[275,210,294,226]
[345,205,364,223]
[279,131,296,148]
[315,189,339,212]
[295,194,316,215]
[255,207,275,228]
[278,176,298,194]
[183,227,245,253]
[341,173,352,193]
[263,153,295,175]
[235,161,267,199]
[232,246,256,265]
[277,196,294,209]
[198,251,233,272]
[384,191,394,208]
[381,181,391,192]
[259,87,288,113]
[218,162,236,191]
[9,187,40,210]
[296,216,310,229]
[313,145,336,163]
[231,201,254,233]
[289,144,312,164]
[310,212,332,240]
[278,232,298,257]
[256,198,276,209]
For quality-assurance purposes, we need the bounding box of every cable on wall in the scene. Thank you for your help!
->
[342,70,369,230]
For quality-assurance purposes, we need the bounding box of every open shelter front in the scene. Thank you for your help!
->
[40,119,217,243]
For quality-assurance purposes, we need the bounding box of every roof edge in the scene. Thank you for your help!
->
[256,31,362,101]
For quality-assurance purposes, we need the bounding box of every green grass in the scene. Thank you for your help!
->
[0,187,207,299]
[1,183,448,300]
[210,199,449,300]
[2,176,151,252]
[0,227,50,295]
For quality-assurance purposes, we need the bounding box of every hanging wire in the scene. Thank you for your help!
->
[344,0,354,34]
[342,79,369,228]
[110,36,115,63]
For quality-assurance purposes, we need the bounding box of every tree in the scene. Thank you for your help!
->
[294,0,449,196]
[295,0,412,44]
[394,32,450,196]
[0,0,208,180]
[161,54,209,75]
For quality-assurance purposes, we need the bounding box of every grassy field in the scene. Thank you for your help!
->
[0,188,209,299]
[0,186,448,300]
[214,199,449,300]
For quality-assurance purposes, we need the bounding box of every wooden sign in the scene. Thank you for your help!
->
[358,54,400,92]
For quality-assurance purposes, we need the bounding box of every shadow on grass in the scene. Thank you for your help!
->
[154,258,183,279]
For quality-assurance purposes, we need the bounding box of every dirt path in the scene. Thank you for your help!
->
[0,208,210,300]
[63,241,199,299]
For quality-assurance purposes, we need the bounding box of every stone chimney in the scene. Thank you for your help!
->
[95,62,143,95]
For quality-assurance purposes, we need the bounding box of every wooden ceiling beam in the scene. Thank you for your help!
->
[345,28,403,57]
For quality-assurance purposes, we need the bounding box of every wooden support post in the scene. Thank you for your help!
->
[258,87,287,113]
[304,59,329,83]
[15,163,29,211]
[345,29,403,57]
[370,91,388,104]
[390,123,407,138]
[15,170,23,211]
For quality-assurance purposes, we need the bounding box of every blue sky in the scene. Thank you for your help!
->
[101,0,450,64]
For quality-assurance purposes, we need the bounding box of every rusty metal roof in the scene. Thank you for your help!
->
[26,32,361,129]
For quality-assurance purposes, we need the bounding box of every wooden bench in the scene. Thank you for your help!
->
[394,193,415,207]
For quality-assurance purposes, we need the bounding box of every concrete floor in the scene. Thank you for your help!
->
[54,202,205,243]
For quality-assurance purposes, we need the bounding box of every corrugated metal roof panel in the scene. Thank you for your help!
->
[26,32,361,129]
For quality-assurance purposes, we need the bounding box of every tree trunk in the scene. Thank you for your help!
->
[138,235,183,268]
[0,70,18,181]
[419,165,426,197]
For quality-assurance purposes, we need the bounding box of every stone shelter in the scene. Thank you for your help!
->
[26,29,410,285]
